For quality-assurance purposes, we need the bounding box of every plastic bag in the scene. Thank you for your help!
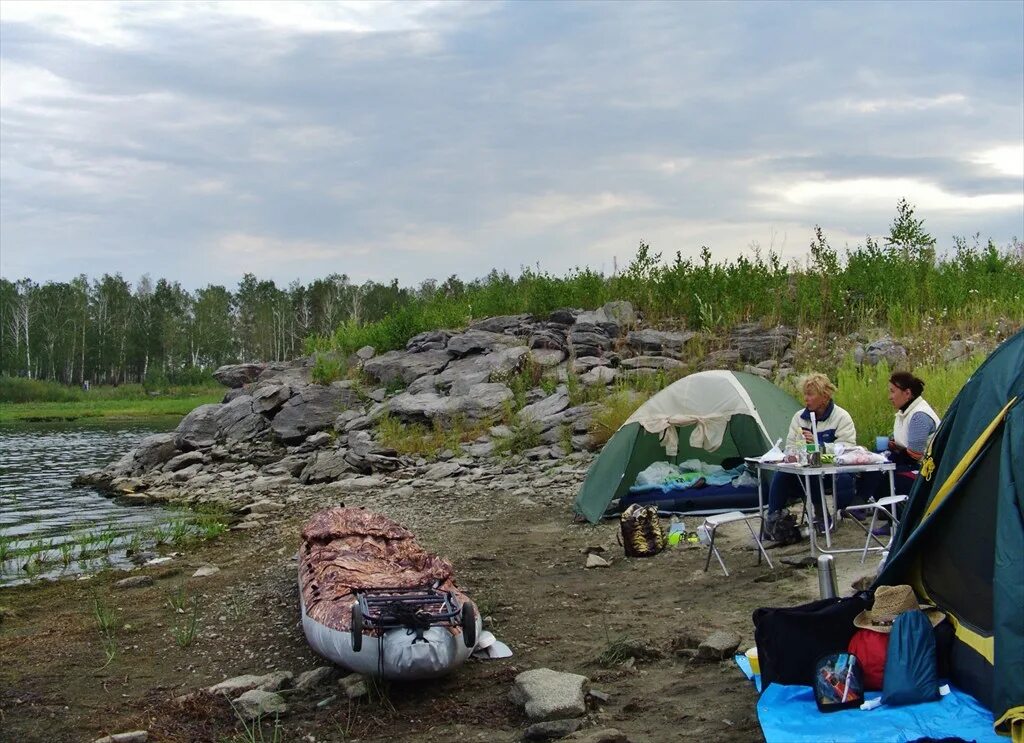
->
[634,461,681,487]
[760,438,785,463]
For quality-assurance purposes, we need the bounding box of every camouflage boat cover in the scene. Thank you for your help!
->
[299,507,468,634]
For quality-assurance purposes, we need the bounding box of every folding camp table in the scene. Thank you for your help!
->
[749,460,897,556]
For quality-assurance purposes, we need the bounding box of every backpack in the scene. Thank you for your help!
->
[618,504,667,557]
[753,593,870,689]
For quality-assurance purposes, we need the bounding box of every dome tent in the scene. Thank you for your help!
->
[875,329,1024,739]
[573,370,800,524]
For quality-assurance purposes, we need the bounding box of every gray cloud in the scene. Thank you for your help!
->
[1,1,1021,289]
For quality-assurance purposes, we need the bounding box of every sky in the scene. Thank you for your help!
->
[1,0,1022,290]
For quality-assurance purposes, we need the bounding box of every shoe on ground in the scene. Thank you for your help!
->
[871,523,891,537]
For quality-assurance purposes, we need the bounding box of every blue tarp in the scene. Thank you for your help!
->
[735,654,1001,742]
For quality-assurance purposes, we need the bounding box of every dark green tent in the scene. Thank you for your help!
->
[877,328,1023,739]
[573,370,800,523]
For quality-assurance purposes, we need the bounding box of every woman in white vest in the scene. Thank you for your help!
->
[857,371,941,534]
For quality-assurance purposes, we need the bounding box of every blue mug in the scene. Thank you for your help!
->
[875,435,890,453]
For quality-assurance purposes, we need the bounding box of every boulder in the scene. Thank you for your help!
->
[854,336,909,367]
[213,363,265,388]
[385,383,513,423]
[175,404,224,451]
[517,389,570,425]
[469,314,533,333]
[355,345,376,361]
[529,325,569,352]
[300,449,356,483]
[696,630,742,661]
[601,300,635,328]
[730,323,796,363]
[625,329,695,358]
[445,329,519,357]
[251,383,291,414]
[531,348,567,367]
[232,689,287,721]
[363,349,452,386]
[581,366,617,386]
[217,396,273,444]
[271,384,359,444]
[406,330,453,353]
[164,450,206,472]
[122,433,179,474]
[569,323,613,358]
[295,666,338,691]
[618,356,684,371]
[509,668,588,722]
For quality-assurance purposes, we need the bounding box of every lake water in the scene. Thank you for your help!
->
[0,419,181,586]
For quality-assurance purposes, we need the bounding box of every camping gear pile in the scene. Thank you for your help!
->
[298,507,481,679]
[575,370,800,521]
[750,329,1024,741]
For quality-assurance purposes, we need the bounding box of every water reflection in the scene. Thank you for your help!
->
[0,419,181,586]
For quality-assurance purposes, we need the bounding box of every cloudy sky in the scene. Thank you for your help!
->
[1,1,1022,290]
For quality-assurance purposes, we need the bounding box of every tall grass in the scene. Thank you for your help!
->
[308,238,1023,356]
[826,355,984,446]
[0,377,221,404]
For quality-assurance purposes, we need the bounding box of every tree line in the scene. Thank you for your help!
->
[3,202,1022,386]
[0,272,429,385]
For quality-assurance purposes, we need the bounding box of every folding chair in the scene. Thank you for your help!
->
[842,494,908,564]
[701,510,774,577]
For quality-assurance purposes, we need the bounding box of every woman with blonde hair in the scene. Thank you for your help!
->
[764,373,857,539]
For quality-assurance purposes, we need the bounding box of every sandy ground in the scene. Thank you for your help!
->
[0,481,881,743]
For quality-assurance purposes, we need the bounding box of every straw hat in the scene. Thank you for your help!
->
[853,584,946,633]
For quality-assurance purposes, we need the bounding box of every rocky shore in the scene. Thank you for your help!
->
[9,303,1006,743]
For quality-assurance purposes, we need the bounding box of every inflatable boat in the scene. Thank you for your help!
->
[298,507,480,679]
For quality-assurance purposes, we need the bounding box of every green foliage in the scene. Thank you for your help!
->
[827,354,984,446]
[589,389,650,448]
[492,419,542,456]
[93,595,119,666]
[311,353,346,385]
[375,412,489,458]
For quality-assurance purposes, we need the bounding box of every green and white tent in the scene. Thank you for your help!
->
[573,370,800,523]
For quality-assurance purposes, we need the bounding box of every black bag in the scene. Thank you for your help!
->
[753,593,870,689]
[814,652,864,712]
[882,609,940,706]
[618,504,667,557]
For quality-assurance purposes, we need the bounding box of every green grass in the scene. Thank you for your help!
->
[824,355,984,446]
[0,393,221,423]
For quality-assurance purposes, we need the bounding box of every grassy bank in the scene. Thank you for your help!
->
[0,377,223,422]
[0,395,222,423]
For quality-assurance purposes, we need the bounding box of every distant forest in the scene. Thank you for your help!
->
[2,203,1023,385]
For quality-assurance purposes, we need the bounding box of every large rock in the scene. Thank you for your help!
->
[251,383,291,414]
[854,336,908,367]
[517,388,570,425]
[469,314,532,333]
[406,330,453,353]
[696,630,742,661]
[217,396,273,444]
[384,383,514,423]
[509,668,588,722]
[569,323,613,358]
[213,363,266,388]
[232,689,288,721]
[363,349,452,386]
[300,449,355,483]
[434,347,529,395]
[110,433,179,475]
[626,329,695,357]
[618,356,684,371]
[729,323,796,363]
[271,383,359,444]
[445,330,519,357]
[175,404,223,450]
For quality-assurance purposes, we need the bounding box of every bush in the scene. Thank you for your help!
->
[0,377,81,403]
[311,353,346,385]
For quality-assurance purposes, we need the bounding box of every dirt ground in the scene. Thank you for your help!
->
[0,480,881,743]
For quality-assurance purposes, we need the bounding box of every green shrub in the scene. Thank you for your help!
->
[311,353,346,385]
